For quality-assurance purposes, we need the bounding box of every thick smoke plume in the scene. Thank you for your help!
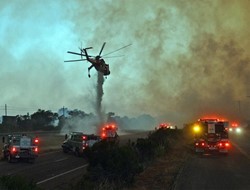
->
[1,0,250,128]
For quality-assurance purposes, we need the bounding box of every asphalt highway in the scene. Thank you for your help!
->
[173,130,250,190]
[0,131,149,190]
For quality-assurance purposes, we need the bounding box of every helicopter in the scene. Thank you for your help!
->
[65,42,131,78]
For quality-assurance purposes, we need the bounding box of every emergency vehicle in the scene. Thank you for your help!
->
[193,118,230,155]
[62,132,101,156]
[101,123,119,141]
[2,134,39,163]
[229,122,242,134]
[156,122,176,130]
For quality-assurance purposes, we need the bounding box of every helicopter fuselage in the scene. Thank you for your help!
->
[88,58,110,76]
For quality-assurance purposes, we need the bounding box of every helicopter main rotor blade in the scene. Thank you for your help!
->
[64,59,87,62]
[99,42,106,56]
[102,55,124,58]
[67,51,86,56]
[102,43,132,57]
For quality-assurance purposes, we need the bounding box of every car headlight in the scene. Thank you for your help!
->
[236,128,241,133]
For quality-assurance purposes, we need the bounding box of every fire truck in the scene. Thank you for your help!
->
[193,118,230,155]
[155,122,176,130]
[229,122,242,134]
[2,134,39,163]
[62,132,101,156]
[101,123,119,141]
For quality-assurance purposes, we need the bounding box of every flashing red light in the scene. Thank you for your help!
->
[232,123,238,127]
[11,147,16,152]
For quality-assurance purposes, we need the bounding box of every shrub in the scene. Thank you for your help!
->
[136,138,157,162]
[82,141,143,188]
[0,175,40,190]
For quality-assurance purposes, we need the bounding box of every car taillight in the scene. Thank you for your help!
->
[34,139,39,143]
[195,142,199,146]
[34,147,38,152]
[225,142,230,147]
[201,142,205,146]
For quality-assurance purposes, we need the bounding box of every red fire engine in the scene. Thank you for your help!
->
[101,123,119,141]
[193,118,230,155]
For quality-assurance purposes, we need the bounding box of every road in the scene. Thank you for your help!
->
[174,130,250,190]
[0,131,149,190]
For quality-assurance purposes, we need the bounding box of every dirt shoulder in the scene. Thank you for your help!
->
[131,136,191,190]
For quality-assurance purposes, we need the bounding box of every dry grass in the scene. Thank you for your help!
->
[130,137,190,190]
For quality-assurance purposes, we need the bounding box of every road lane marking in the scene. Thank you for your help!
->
[40,150,61,155]
[36,164,88,185]
[231,141,250,160]
[54,158,68,162]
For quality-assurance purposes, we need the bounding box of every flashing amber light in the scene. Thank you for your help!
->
[193,125,200,133]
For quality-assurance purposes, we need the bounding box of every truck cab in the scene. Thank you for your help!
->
[2,134,39,163]
[62,132,100,156]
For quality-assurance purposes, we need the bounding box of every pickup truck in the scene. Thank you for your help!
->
[62,132,100,156]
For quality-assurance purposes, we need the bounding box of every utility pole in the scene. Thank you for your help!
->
[5,104,7,116]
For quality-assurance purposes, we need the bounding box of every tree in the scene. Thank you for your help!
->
[31,109,58,130]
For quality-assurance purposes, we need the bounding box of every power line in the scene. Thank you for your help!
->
[0,104,61,116]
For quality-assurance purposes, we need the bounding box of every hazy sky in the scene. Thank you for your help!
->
[0,0,250,126]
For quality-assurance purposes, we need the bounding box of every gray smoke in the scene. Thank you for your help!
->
[1,0,250,128]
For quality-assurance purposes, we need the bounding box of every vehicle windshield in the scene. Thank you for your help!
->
[10,136,21,145]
